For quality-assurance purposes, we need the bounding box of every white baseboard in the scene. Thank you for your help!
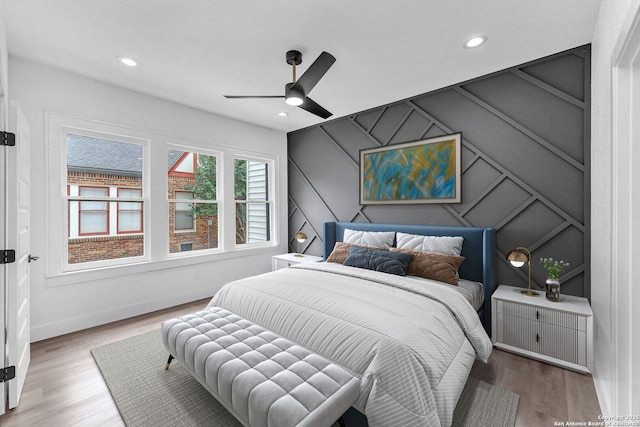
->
[30,288,215,342]
[593,367,612,417]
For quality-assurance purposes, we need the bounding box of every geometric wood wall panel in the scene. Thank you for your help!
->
[288,45,591,298]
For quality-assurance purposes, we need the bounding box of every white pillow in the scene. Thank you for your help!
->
[343,228,395,248]
[395,232,464,256]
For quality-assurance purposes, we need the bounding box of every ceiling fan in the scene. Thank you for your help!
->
[224,50,336,119]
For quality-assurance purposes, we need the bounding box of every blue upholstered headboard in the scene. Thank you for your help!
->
[323,222,496,334]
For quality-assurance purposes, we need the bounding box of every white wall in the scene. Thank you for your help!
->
[8,57,288,341]
[591,0,640,416]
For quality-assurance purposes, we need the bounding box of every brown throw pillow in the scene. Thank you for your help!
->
[327,242,388,263]
[390,248,464,286]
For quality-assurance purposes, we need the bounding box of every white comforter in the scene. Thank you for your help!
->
[209,262,492,427]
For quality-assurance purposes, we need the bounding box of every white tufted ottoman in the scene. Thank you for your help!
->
[161,307,360,427]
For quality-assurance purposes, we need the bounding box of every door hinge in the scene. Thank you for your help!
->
[1,249,16,264]
[0,366,16,383]
[1,131,16,147]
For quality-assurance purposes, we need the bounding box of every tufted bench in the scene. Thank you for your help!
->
[161,307,360,427]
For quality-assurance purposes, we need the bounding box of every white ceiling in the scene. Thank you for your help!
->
[2,0,601,133]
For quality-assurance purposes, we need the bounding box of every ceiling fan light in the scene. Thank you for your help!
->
[285,83,304,106]
[285,95,304,106]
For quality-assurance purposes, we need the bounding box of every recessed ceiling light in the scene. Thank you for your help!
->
[463,35,488,49]
[278,112,289,117]
[117,56,137,67]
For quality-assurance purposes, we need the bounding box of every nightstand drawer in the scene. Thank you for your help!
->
[273,258,294,270]
[496,313,585,364]
[496,300,583,330]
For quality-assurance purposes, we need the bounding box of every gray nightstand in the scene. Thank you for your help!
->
[272,253,323,271]
[491,284,593,373]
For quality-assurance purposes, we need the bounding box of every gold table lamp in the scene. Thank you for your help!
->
[506,247,538,296]
[294,232,307,257]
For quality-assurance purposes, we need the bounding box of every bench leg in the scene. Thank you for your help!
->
[165,354,174,370]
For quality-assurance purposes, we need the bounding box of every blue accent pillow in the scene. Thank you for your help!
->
[343,245,414,276]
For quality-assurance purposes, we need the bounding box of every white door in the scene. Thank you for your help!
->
[6,100,31,409]
[0,69,6,417]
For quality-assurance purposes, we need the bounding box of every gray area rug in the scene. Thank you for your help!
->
[92,329,519,427]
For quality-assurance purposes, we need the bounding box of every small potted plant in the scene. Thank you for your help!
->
[539,257,570,301]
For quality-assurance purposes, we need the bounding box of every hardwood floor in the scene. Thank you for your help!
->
[0,298,210,427]
[0,300,602,427]
[470,348,602,426]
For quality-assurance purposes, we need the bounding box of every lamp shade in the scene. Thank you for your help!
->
[506,248,529,267]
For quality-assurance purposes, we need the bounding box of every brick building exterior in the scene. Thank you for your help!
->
[167,174,218,253]
[67,171,144,263]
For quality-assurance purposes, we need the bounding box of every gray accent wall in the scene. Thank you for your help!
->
[288,45,591,298]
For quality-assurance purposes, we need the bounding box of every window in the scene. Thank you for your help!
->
[46,112,278,280]
[66,132,145,266]
[174,191,195,231]
[235,158,271,245]
[117,188,143,233]
[78,186,109,236]
[168,150,219,253]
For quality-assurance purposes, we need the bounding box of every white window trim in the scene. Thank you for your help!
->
[166,145,222,256]
[46,113,151,277]
[45,113,279,286]
[232,153,274,250]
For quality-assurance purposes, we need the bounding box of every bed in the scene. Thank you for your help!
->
[323,222,496,334]
[207,222,496,427]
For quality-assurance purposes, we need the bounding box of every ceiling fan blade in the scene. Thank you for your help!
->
[224,95,284,99]
[290,51,335,95]
[299,97,332,119]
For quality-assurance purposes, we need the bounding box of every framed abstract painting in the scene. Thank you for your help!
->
[360,133,461,204]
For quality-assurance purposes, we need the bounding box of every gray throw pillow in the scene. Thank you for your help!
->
[343,246,414,276]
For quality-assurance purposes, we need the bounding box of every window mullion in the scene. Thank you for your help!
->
[68,196,143,202]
